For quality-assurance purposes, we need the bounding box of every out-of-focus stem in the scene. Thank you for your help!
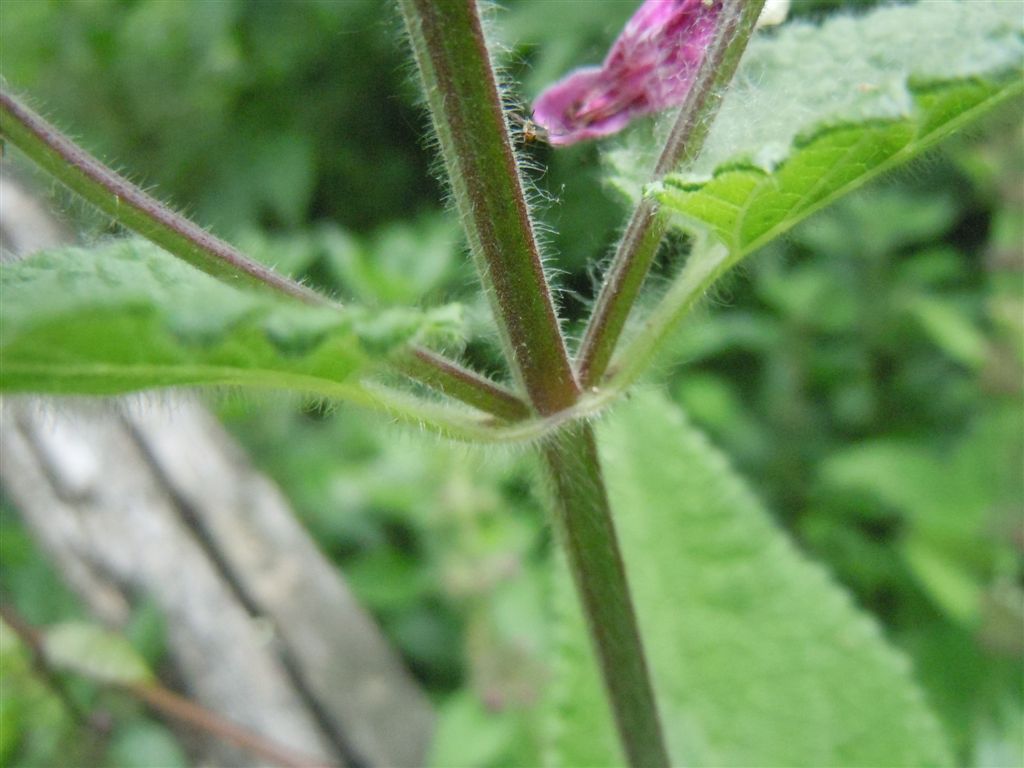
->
[0,600,328,768]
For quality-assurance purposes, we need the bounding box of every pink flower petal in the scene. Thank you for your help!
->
[532,0,721,146]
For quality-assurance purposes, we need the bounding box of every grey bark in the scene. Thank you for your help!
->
[0,174,434,767]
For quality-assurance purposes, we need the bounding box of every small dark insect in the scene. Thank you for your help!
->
[509,113,550,146]
[521,118,550,145]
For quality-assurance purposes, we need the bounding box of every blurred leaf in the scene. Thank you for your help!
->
[107,721,187,768]
[756,260,857,332]
[323,217,463,306]
[345,550,428,613]
[972,697,1024,768]
[672,373,768,466]
[820,436,1007,547]
[544,548,622,767]
[0,622,24,765]
[904,295,989,370]
[44,622,152,686]
[429,692,518,768]
[390,603,463,686]
[235,229,325,278]
[252,132,316,226]
[821,442,960,527]
[902,539,983,625]
[546,390,952,767]
[0,624,81,768]
[645,2,1022,263]
[0,686,19,766]
[0,506,83,625]
[1,617,90,768]
[0,0,429,234]
[203,130,317,230]
[895,246,967,288]
[662,310,780,364]
[672,373,742,432]
[819,426,1019,627]
[0,239,461,398]
[792,190,958,260]
[900,621,1022,764]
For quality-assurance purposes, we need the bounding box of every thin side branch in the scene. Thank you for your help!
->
[400,347,531,422]
[575,0,766,388]
[128,683,332,768]
[0,598,94,727]
[0,600,328,768]
[0,90,330,306]
[0,89,530,422]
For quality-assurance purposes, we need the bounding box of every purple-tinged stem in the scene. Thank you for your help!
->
[398,0,579,416]
[400,347,530,422]
[400,2,670,766]
[542,424,670,768]
[0,89,329,305]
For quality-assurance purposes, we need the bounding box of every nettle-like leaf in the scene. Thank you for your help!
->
[545,390,952,767]
[0,239,461,398]
[610,1,1023,263]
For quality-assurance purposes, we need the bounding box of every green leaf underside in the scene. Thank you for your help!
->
[0,240,460,397]
[546,391,952,768]
[610,1,1023,259]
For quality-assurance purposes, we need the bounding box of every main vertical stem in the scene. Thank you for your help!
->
[542,425,670,768]
[399,0,577,415]
[399,3,669,765]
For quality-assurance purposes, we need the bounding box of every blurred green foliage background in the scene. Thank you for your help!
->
[1,1,1020,766]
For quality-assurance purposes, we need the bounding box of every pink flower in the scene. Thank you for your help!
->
[531,0,722,146]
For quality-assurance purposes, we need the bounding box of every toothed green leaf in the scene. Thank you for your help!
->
[545,390,952,767]
[0,239,461,398]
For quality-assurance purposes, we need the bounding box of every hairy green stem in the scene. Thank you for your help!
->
[577,199,668,389]
[398,0,578,415]
[0,89,329,305]
[575,0,766,388]
[542,425,670,768]
[358,381,613,444]
[399,2,668,764]
[398,347,530,422]
[606,239,730,390]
